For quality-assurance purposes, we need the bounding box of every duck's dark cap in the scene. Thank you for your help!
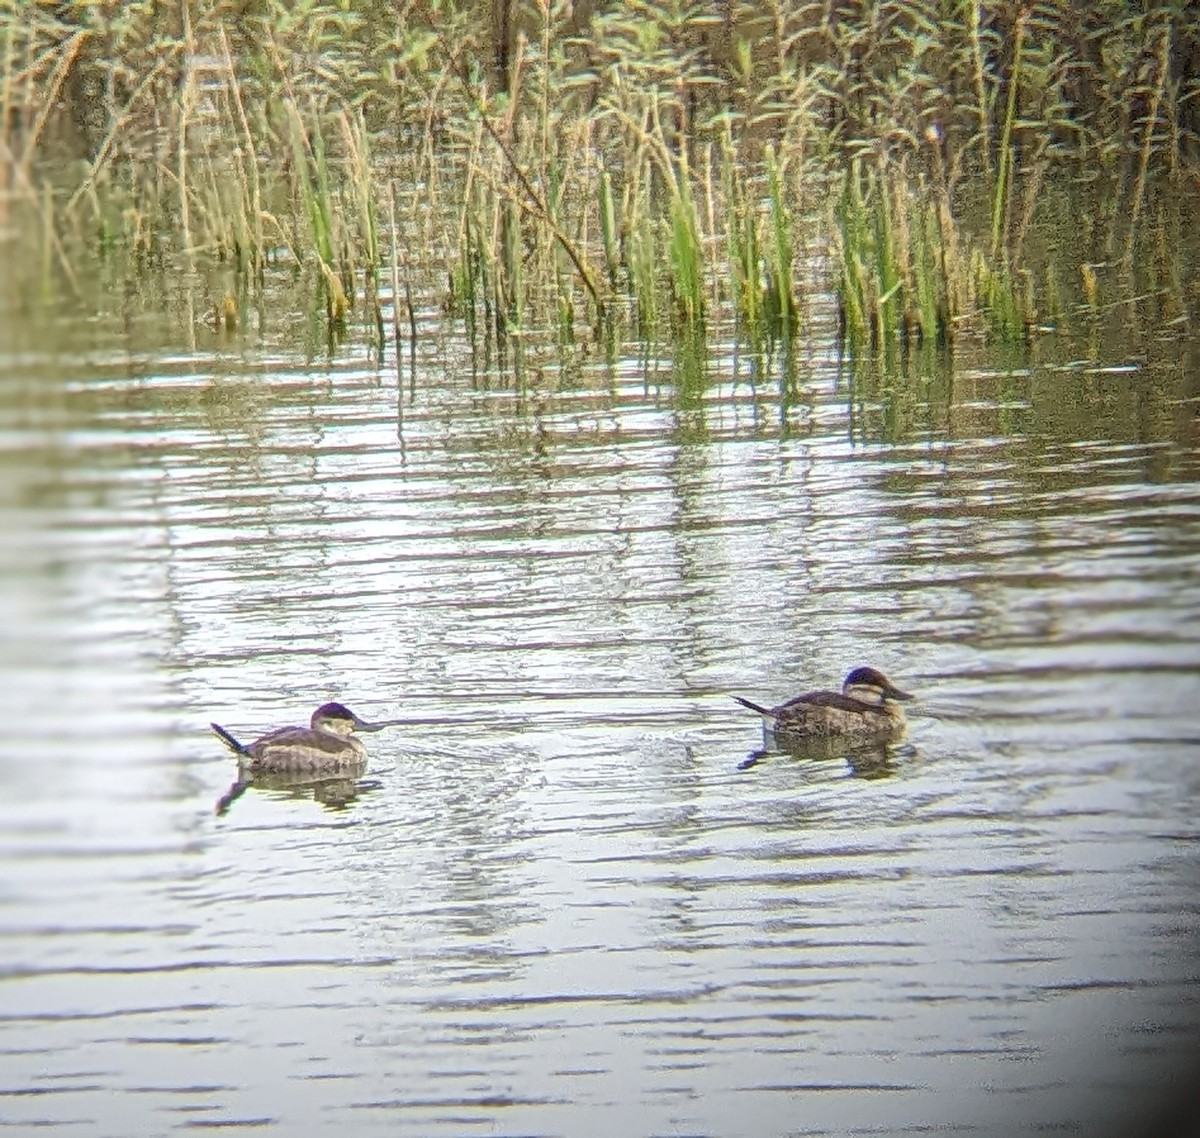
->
[844,667,913,700]
[315,702,357,720]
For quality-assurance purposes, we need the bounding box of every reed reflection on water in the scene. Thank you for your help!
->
[0,320,1198,1137]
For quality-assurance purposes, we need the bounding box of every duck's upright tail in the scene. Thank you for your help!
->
[211,722,250,756]
[732,695,773,717]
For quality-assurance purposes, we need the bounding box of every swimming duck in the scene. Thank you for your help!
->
[211,702,392,773]
[733,667,913,743]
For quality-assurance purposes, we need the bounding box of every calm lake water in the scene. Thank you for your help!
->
[1,285,1199,1137]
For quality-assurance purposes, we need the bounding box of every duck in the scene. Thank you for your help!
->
[733,666,913,743]
[211,702,393,773]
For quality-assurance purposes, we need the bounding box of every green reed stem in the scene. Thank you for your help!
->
[719,123,762,353]
[914,197,940,343]
[668,184,705,336]
[627,188,658,340]
[991,11,1025,262]
[872,166,901,349]
[765,144,796,334]
[1124,20,1171,269]
[598,164,619,288]
[836,164,871,353]
[285,101,333,267]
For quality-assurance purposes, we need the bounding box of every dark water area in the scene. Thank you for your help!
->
[1,277,1199,1136]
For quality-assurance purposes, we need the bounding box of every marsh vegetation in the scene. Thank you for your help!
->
[2,1,1197,371]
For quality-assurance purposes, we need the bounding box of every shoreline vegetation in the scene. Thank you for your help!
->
[1,1,1197,368]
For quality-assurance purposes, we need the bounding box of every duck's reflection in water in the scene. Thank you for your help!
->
[737,735,905,780]
[215,761,380,815]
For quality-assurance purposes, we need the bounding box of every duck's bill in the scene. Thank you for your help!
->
[887,686,915,702]
[353,717,400,732]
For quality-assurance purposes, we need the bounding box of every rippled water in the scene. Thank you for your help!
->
[2,304,1199,1136]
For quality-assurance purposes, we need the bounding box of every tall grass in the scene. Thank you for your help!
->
[0,0,1195,362]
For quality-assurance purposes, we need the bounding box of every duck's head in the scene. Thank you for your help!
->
[842,667,913,707]
[310,702,389,736]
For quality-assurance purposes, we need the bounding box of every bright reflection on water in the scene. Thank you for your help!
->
[1,308,1199,1137]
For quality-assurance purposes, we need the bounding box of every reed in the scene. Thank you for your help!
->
[626,191,660,343]
[972,252,1022,342]
[718,123,763,357]
[763,145,797,341]
[667,180,705,337]
[990,8,1024,264]
[0,0,1194,369]
[281,100,358,324]
[219,27,263,277]
[451,210,481,353]
[340,108,379,274]
[340,106,381,348]
[835,164,874,357]
[1123,16,1173,270]
[597,164,619,290]
[286,102,334,268]
[836,147,1043,354]
[499,195,523,342]
[836,161,905,355]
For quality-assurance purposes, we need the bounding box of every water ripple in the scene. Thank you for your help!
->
[1,337,1198,1136]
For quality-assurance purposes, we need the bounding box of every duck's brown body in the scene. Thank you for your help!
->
[734,667,913,743]
[211,702,388,773]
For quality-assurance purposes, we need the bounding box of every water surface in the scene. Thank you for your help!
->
[1,303,1199,1136]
